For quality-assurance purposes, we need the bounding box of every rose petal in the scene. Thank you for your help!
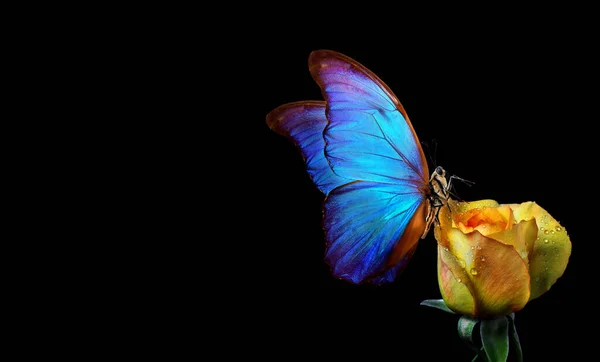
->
[438,244,475,315]
[435,199,503,248]
[455,205,516,236]
[507,202,572,300]
[451,199,500,213]
[447,229,530,317]
[487,219,538,266]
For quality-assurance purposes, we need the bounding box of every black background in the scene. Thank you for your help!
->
[45,8,598,361]
[244,37,591,361]
[127,21,594,358]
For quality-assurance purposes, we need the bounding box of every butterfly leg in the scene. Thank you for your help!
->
[447,175,475,193]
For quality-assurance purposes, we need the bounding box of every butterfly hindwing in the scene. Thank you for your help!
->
[324,181,425,284]
[369,244,418,285]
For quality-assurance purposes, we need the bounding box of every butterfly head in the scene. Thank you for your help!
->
[435,166,446,178]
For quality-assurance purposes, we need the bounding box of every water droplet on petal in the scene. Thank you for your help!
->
[555,226,562,232]
[459,260,466,268]
[471,246,475,250]
[476,245,482,250]
[544,230,549,235]
[540,227,545,231]
[544,239,549,243]
[456,277,462,283]
[470,268,478,275]
[480,256,485,262]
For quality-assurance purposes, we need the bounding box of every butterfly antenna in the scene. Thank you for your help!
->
[447,175,475,202]
[422,140,437,169]
[432,139,438,169]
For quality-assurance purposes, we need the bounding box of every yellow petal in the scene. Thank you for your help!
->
[507,202,572,300]
[487,219,538,266]
[438,244,475,315]
[450,199,500,213]
[436,199,500,248]
[447,229,531,317]
[455,205,516,236]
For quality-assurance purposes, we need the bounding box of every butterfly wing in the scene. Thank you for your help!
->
[324,181,426,284]
[309,50,429,185]
[266,101,348,195]
[370,244,418,285]
[309,50,430,283]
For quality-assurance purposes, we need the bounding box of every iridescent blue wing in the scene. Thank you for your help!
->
[369,244,418,285]
[324,182,426,284]
[309,50,429,185]
[266,101,348,195]
[309,50,430,284]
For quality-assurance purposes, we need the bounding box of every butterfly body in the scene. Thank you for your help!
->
[267,50,449,285]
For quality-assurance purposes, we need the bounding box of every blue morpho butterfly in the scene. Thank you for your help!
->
[267,50,466,285]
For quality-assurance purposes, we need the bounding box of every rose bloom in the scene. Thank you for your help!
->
[434,199,571,318]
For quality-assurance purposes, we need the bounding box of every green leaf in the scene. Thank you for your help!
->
[420,299,456,314]
[508,313,523,362]
[480,316,509,362]
[459,317,488,361]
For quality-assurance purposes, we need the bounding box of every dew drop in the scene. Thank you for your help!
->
[470,268,478,275]
[540,227,545,231]
[444,247,449,252]
[555,226,562,232]
[480,256,486,262]
[476,245,482,250]
[456,277,462,283]
[544,239,549,243]
[551,230,555,234]
[544,230,550,235]
[459,260,466,268]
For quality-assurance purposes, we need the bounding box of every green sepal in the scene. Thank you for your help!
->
[458,315,479,344]
[459,316,487,361]
[507,313,523,362]
[420,299,456,314]
[480,316,509,362]
[471,348,486,361]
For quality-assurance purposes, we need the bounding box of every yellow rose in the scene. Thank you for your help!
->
[435,199,571,318]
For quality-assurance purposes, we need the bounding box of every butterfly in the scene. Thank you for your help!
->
[267,50,459,285]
